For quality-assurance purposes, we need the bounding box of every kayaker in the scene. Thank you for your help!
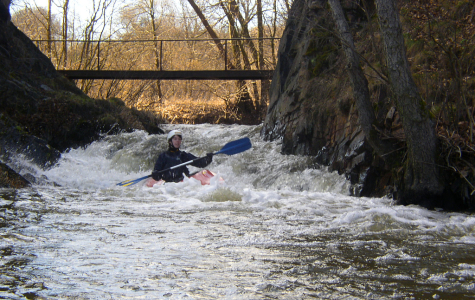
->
[151,130,213,183]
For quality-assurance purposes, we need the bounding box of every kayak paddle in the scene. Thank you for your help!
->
[116,137,252,187]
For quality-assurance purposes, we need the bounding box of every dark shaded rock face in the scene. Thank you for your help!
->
[261,0,394,197]
[0,118,61,168]
[0,162,30,188]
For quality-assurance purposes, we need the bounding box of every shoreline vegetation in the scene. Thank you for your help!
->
[153,96,256,125]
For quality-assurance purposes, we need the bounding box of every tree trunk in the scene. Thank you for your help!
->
[186,0,235,69]
[47,0,52,56]
[149,0,162,102]
[61,0,69,68]
[228,0,259,65]
[227,0,260,116]
[257,0,269,114]
[219,0,241,68]
[217,0,257,119]
[375,0,443,206]
[327,0,393,157]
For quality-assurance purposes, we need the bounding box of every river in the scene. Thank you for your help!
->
[1,124,475,299]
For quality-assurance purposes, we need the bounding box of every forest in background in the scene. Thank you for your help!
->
[12,0,291,124]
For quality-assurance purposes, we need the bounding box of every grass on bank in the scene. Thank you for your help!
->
[148,96,243,125]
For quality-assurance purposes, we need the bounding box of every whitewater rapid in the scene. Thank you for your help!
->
[1,124,475,299]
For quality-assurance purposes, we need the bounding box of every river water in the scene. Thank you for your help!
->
[1,124,475,299]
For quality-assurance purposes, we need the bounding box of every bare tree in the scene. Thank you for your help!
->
[186,0,234,69]
[12,6,50,40]
[77,0,119,93]
[47,0,52,55]
[61,0,69,68]
[146,0,163,102]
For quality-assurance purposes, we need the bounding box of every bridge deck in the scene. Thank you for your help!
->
[58,70,274,80]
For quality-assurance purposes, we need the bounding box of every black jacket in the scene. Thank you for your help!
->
[151,150,211,182]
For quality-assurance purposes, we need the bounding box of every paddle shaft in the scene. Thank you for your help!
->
[117,137,251,186]
[117,154,211,186]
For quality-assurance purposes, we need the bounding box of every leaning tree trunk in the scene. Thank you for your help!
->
[227,0,261,114]
[375,0,443,206]
[186,0,235,69]
[327,0,394,157]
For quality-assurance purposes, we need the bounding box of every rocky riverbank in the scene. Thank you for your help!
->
[261,0,475,210]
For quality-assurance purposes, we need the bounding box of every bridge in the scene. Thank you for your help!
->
[58,70,274,80]
[35,38,278,81]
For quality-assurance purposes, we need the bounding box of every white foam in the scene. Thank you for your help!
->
[5,124,475,299]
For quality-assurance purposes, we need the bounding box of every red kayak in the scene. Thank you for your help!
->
[145,169,218,187]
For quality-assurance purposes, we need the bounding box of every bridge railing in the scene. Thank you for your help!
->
[33,38,280,74]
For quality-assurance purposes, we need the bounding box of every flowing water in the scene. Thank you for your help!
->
[1,124,475,299]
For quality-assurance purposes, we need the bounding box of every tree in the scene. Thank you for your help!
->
[47,0,52,55]
[327,0,393,157]
[186,0,233,68]
[12,6,51,40]
[61,0,69,68]
[77,0,120,93]
[374,0,443,205]
[144,0,164,102]
[328,0,443,206]
[187,0,259,117]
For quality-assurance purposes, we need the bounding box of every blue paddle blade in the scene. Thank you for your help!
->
[214,137,252,155]
[116,175,151,186]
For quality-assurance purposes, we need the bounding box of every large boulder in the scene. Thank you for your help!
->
[262,0,475,210]
[261,0,394,197]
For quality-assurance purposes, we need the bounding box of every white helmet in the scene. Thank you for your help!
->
[167,130,182,141]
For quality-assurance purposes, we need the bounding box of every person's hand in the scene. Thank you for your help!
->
[151,171,161,181]
[206,153,213,164]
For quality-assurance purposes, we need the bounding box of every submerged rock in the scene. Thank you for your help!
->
[0,162,30,188]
